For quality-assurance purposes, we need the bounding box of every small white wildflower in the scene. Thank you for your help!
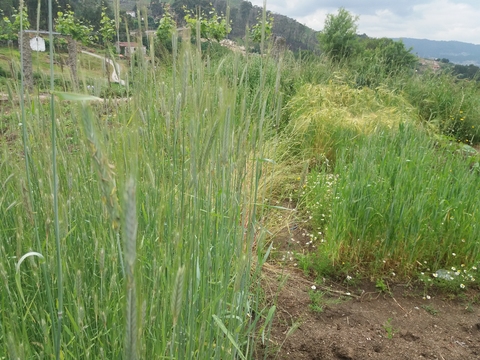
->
[432,273,438,278]
[451,267,456,271]
[311,285,317,290]
[472,266,477,270]
[460,283,465,289]
[426,295,431,300]
[346,275,352,281]
[452,253,456,257]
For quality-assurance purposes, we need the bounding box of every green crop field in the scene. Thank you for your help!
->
[2,10,480,359]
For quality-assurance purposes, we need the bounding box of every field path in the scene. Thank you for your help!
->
[81,50,125,86]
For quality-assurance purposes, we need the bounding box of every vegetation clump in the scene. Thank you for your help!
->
[2,4,480,359]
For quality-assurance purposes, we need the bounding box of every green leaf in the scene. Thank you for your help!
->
[212,315,246,360]
[52,91,102,102]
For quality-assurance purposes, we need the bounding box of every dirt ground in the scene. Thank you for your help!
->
[256,223,480,360]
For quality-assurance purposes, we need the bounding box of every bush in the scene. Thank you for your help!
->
[402,71,480,143]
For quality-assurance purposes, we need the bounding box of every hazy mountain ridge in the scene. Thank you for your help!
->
[394,38,480,66]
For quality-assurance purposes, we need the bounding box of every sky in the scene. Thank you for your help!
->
[249,0,480,45]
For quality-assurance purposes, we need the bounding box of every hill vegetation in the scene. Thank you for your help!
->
[395,37,480,66]
[2,5,480,360]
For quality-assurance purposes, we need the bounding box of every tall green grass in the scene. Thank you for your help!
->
[1,35,279,358]
[322,123,479,271]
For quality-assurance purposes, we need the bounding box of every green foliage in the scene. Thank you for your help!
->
[302,118,480,274]
[184,6,231,42]
[0,6,30,42]
[402,71,480,142]
[383,318,396,339]
[345,38,418,88]
[250,14,274,43]
[99,8,115,45]
[361,38,417,74]
[55,8,95,45]
[156,4,176,43]
[375,279,389,293]
[452,63,480,81]
[318,8,359,61]
[0,64,8,77]
[156,3,176,55]
[1,38,277,359]
[308,290,325,313]
[421,304,439,316]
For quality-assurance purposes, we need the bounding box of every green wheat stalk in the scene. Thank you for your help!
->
[124,177,138,360]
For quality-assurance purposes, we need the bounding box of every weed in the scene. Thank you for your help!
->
[376,279,389,294]
[383,318,396,339]
[308,289,325,313]
[421,305,439,316]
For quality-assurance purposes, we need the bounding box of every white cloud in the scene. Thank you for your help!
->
[250,0,480,44]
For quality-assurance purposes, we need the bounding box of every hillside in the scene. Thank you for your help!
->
[119,0,318,51]
[394,38,480,66]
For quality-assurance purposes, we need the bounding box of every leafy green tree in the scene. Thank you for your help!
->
[184,6,231,42]
[99,8,115,45]
[250,13,274,43]
[318,7,359,61]
[362,37,417,74]
[55,8,94,45]
[56,8,94,87]
[155,3,176,58]
[172,0,209,21]
[156,4,176,44]
[0,6,30,42]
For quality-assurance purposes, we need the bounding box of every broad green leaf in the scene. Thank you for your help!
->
[52,91,102,102]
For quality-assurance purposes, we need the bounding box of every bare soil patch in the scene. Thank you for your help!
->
[257,218,480,359]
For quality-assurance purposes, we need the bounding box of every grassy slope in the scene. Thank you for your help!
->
[2,34,480,359]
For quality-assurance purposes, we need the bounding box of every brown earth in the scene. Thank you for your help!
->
[256,220,480,360]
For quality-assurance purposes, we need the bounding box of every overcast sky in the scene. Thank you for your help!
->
[249,0,480,44]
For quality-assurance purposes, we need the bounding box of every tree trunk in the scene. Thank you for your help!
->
[19,31,33,92]
[67,36,78,89]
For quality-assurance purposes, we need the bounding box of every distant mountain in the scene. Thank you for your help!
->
[393,38,480,66]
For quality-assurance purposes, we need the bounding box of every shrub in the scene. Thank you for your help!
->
[402,71,480,143]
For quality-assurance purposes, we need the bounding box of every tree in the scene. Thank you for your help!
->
[0,6,30,42]
[172,0,209,22]
[361,37,417,75]
[56,9,94,45]
[250,13,274,44]
[56,8,94,87]
[184,6,231,42]
[155,3,176,58]
[156,4,176,45]
[318,8,359,61]
[99,8,115,45]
